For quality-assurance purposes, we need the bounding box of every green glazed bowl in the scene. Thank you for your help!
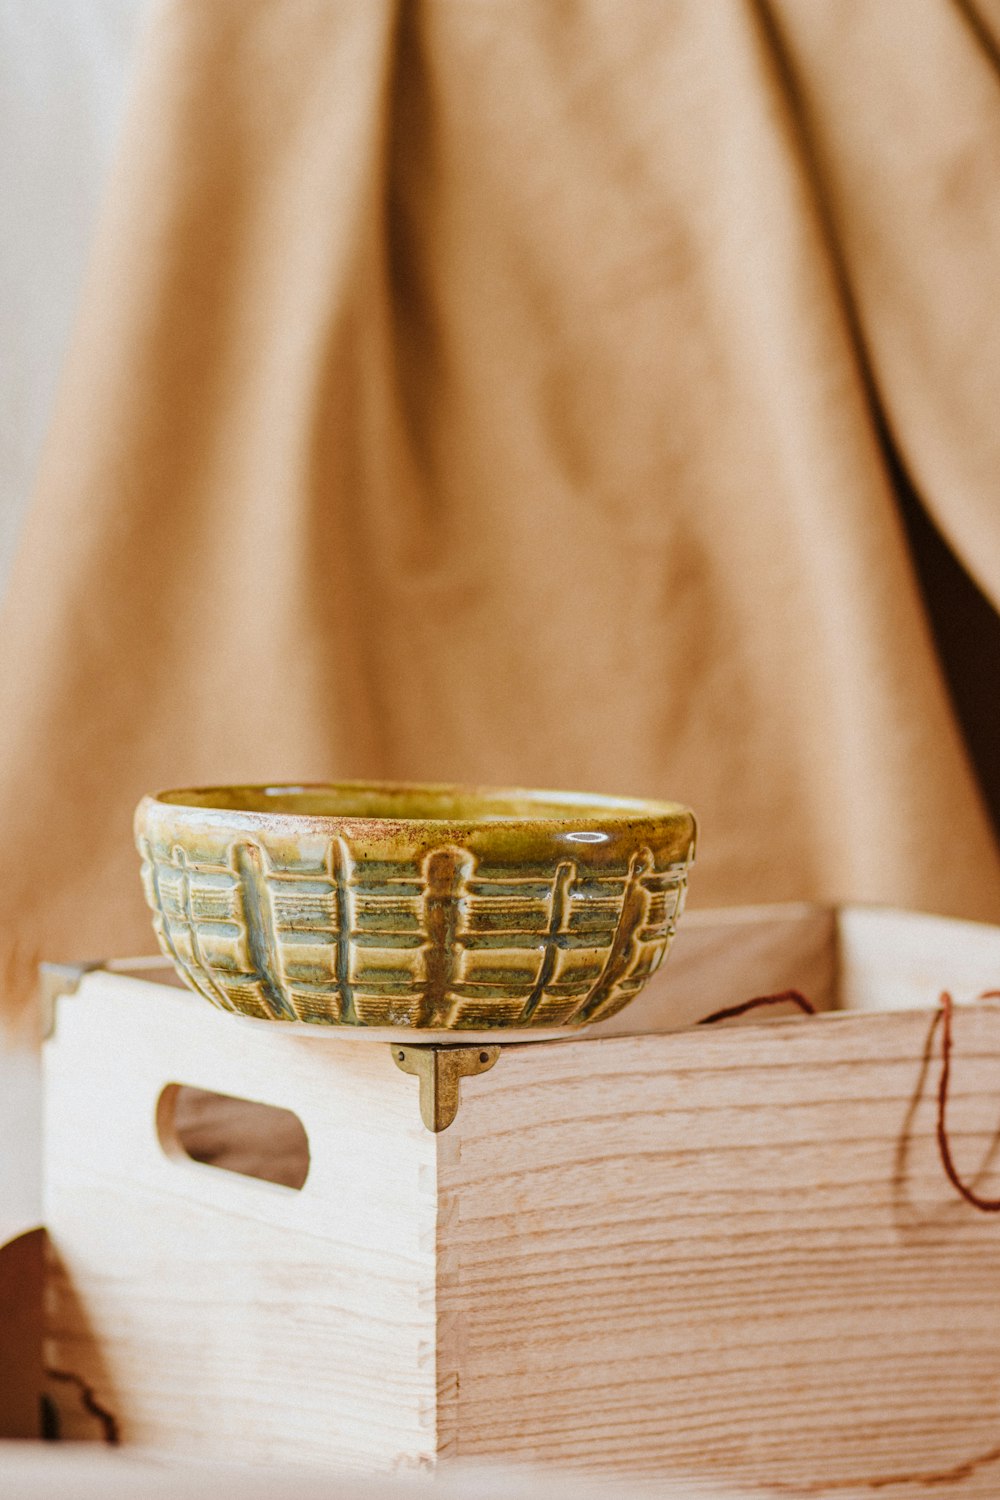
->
[135,782,696,1033]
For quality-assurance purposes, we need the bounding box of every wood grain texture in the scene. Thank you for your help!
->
[437,1003,1000,1494]
[43,971,438,1468]
[38,906,1000,1492]
[0,1448,748,1499]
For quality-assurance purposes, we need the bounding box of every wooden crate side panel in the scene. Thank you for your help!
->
[838,906,1000,1014]
[43,974,438,1469]
[439,1006,1000,1493]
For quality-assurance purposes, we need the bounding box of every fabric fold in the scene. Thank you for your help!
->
[2,0,1000,1021]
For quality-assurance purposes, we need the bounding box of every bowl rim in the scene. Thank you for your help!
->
[137,779,696,834]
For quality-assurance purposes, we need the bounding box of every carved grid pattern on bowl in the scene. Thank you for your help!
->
[139,835,690,1029]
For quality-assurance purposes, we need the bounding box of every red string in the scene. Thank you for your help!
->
[698,983,1000,1216]
[935,989,1000,1214]
[697,988,816,1026]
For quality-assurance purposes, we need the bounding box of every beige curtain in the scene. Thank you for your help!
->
[3,0,1000,1023]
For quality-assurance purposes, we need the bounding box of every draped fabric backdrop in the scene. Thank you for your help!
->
[3,0,1000,1025]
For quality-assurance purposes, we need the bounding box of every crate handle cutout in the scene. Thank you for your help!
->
[156,1084,310,1190]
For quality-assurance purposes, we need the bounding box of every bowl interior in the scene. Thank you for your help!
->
[153,782,690,825]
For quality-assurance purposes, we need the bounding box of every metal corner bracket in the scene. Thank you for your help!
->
[392,1043,501,1132]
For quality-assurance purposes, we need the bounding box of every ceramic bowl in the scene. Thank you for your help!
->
[135,782,696,1033]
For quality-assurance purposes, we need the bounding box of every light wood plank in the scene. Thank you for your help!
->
[37,910,1000,1492]
[838,905,1000,1013]
[438,1004,1000,1494]
[0,1447,753,1499]
[43,972,437,1468]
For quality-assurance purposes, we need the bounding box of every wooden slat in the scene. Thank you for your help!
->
[36,912,1000,1492]
[0,1448,749,1499]
[838,905,1000,1013]
[43,972,437,1468]
[437,1003,1000,1494]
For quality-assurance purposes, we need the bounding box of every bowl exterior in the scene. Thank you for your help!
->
[135,794,696,1031]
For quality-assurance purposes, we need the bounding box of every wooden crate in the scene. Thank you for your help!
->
[36,904,1000,1493]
